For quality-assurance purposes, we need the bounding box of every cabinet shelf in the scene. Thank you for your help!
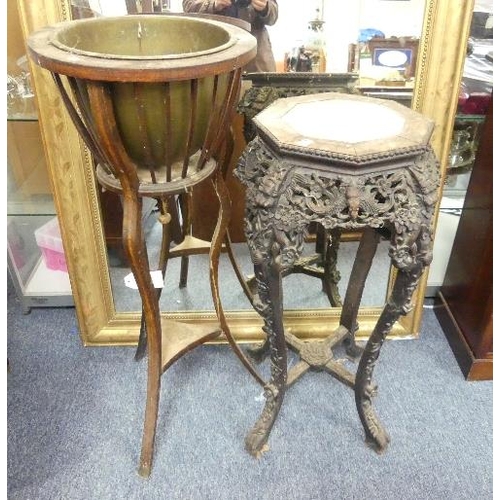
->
[8,214,74,313]
[7,0,74,312]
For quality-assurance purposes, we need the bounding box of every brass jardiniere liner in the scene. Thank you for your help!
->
[27,13,259,477]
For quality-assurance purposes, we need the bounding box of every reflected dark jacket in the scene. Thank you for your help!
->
[182,0,278,72]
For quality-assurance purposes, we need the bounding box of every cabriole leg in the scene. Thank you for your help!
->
[340,228,380,359]
[121,194,162,478]
[355,227,431,453]
[245,255,288,457]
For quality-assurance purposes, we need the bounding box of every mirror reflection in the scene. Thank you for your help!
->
[108,233,392,312]
[70,0,426,313]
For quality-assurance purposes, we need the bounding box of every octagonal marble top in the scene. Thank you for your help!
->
[252,92,434,166]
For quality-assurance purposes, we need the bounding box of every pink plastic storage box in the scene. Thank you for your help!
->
[34,217,67,272]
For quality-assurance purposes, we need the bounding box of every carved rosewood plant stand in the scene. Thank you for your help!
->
[235,92,440,457]
[237,73,360,309]
[27,14,261,477]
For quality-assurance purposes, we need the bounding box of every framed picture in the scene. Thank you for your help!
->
[368,37,419,77]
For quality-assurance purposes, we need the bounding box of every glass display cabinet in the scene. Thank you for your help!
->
[7,2,73,313]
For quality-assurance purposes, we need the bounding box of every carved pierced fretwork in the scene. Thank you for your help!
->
[236,137,439,274]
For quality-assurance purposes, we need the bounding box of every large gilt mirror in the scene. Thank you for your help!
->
[16,0,474,345]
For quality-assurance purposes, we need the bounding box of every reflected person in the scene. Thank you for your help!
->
[182,0,278,72]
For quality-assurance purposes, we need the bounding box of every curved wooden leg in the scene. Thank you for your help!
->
[340,228,380,359]
[121,195,163,478]
[86,82,163,477]
[244,256,288,457]
[225,231,255,307]
[354,306,394,453]
[135,315,148,362]
[135,197,171,361]
[320,227,343,308]
[355,228,429,453]
[178,192,192,289]
[210,170,265,387]
[223,231,270,363]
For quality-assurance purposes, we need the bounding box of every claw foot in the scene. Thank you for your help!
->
[365,427,390,454]
[343,338,364,360]
[245,429,271,458]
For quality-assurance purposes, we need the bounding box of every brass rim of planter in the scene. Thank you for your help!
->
[27,14,257,82]
[50,15,237,60]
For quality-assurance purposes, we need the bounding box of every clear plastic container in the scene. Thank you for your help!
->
[34,217,67,272]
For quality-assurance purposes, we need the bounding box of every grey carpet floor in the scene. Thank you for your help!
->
[7,281,493,499]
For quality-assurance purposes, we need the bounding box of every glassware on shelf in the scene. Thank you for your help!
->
[7,56,36,119]
[448,129,475,172]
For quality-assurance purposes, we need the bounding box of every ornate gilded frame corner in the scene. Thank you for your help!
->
[15,0,474,345]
